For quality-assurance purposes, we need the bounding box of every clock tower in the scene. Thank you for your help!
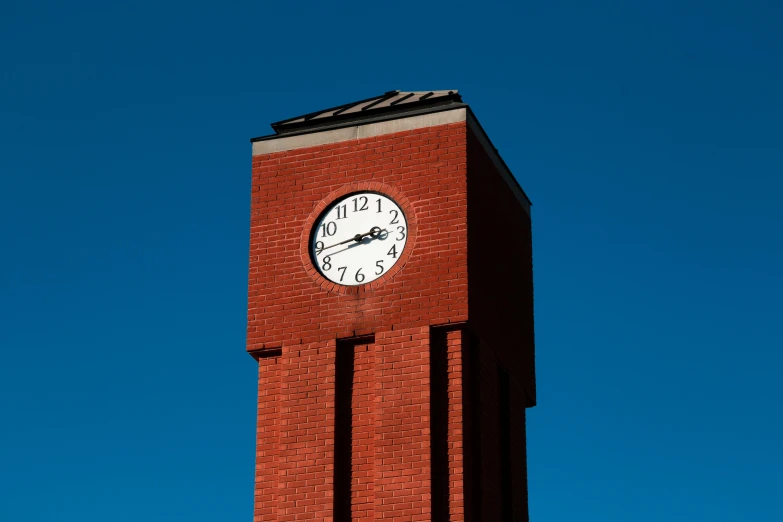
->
[248,90,536,521]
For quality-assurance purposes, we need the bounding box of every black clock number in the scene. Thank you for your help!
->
[396,226,406,240]
[315,241,324,254]
[353,196,368,212]
[335,204,347,219]
[375,260,384,275]
[376,199,382,213]
[387,244,397,258]
[389,210,399,224]
[320,221,337,237]
[337,266,347,281]
[355,268,365,283]
[323,256,332,271]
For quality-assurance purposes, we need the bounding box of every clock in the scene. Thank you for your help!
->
[310,192,408,286]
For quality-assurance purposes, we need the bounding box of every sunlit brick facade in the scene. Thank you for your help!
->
[247,91,535,521]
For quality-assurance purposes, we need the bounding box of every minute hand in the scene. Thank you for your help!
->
[321,226,385,252]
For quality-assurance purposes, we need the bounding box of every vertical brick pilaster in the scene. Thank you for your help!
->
[512,386,530,522]
[352,342,375,521]
[446,329,466,521]
[278,342,336,521]
[374,327,431,520]
[255,354,281,522]
[430,325,467,522]
[463,335,482,522]
[335,337,377,522]
[479,342,500,522]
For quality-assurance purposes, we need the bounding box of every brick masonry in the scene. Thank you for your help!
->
[249,111,534,520]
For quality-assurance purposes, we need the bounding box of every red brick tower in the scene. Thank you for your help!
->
[248,90,535,521]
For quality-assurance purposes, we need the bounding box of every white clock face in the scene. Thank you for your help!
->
[311,192,408,286]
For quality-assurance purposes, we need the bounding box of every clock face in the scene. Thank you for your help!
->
[311,192,408,286]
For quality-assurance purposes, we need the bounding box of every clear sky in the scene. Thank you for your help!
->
[1,1,781,520]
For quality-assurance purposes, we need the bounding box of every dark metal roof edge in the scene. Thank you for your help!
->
[270,91,399,129]
[271,95,463,135]
[250,103,468,143]
[465,107,533,208]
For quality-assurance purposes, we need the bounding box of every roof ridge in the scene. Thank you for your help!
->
[270,89,461,135]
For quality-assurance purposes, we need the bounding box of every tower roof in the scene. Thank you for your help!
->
[266,90,463,137]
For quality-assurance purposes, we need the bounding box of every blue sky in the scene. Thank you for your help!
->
[1,1,781,520]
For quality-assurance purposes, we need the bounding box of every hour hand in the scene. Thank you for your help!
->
[320,226,386,252]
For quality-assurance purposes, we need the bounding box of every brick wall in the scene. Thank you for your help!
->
[277,341,335,520]
[248,121,469,350]
[255,353,281,520]
[466,125,536,408]
[466,124,535,521]
[248,114,533,521]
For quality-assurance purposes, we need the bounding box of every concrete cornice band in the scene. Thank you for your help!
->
[252,108,530,216]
